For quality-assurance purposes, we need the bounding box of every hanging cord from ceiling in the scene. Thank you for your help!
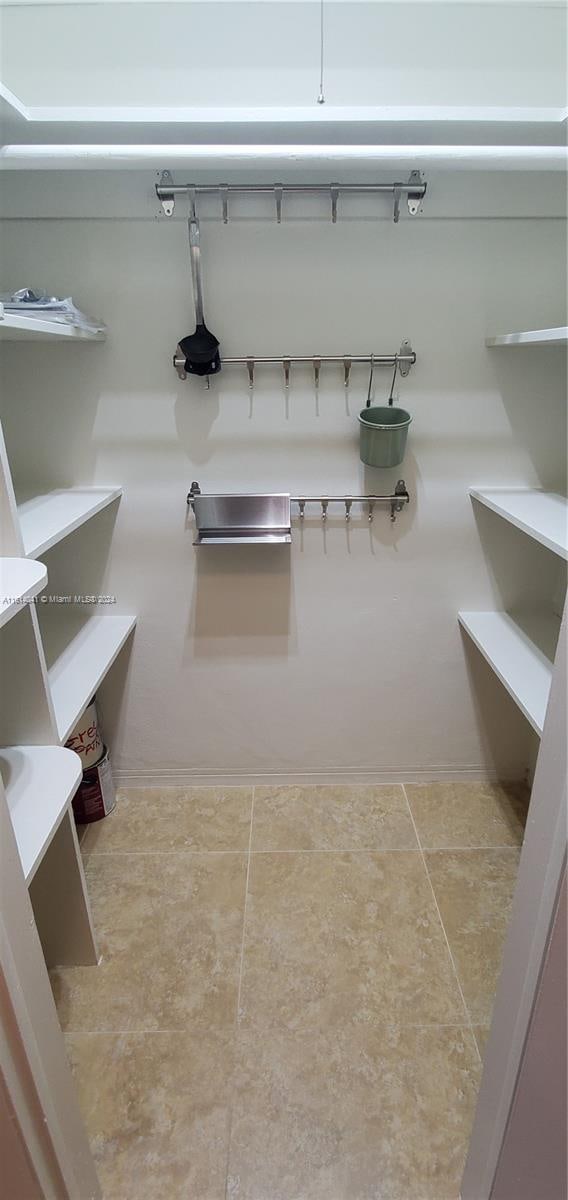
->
[317,0,325,104]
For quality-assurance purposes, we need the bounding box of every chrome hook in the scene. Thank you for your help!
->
[275,184,283,224]
[220,184,229,225]
[283,358,291,389]
[313,357,321,389]
[343,357,352,389]
[387,358,398,406]
[393,183,402,224]
[345,499,352,522]
[246,358,255,390]
[321,499,329,521]
[366,353,375,408]
[330,184,339,224]
[368,500,375,523]
[298,499,306,520]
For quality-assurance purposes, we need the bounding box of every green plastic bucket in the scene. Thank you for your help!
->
[358,405,412,468]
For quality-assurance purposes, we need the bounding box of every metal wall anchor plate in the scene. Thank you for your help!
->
[397,340,413,378]
[174,345,187,380]
[158,170,175,217]
[390,479,409,521]
[407,170,424,217]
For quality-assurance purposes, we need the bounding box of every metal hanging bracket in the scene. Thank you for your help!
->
[390,479,408,522]
[406,170,424,217]
[397,340,413,378]
[158,169,175,217]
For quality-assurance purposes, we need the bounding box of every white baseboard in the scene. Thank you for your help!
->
[113,765,524,787]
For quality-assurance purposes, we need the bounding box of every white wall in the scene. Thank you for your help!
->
[0,172,565,781]
[1,1,566,109]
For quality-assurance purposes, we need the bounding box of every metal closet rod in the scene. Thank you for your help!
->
[156,171,426,223]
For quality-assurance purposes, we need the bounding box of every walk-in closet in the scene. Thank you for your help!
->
[0,2,566,1198]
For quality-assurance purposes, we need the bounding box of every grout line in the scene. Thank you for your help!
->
[248,845,521,854]
[63,1029,187,1036]
[82,849,253,856]
[81,844,522,857]
[236,788,255,1025]
[62,1020,488,1037]
[402,784,482,1065]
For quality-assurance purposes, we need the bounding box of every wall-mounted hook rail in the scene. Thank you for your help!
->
[174,341,416,384]
[186,481,410,542]
[157,173,426,224]
[291,481,409,523]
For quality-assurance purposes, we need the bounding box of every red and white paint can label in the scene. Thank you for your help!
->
[66,699,103,769]
[72,747,116,824]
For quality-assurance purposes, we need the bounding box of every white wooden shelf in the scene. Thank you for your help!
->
[47,613,136,742]
[0,311,106,342]
[470,489,568,560]
[458,610,560,736]
[0,745,82,882]
[18,487,122,557]
[485,327,568,348]
[0,557,47,628]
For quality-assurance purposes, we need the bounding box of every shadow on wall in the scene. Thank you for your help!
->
[489,349,567,490]
[459,631,533,779]
[97,631,136,765]
[187,545,295,659]
[471,503,567,616]
[0,343,104,485]
[34,502,121,666]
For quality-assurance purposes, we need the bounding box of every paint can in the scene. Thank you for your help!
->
[72,746,116,824]
[65,698,103,769]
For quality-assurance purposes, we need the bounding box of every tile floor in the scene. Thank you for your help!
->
[54,781,528,1200]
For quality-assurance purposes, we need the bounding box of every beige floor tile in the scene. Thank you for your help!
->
[473,1025,491,1058]
[82,786,253,852]
[227,1023,480,1200]
[425,849,520,1024]
[66,1030,233,1200]
[52,852,247,1031]
[239,851,467,1031]
[252,785,418,851]
[406,781,529,849]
